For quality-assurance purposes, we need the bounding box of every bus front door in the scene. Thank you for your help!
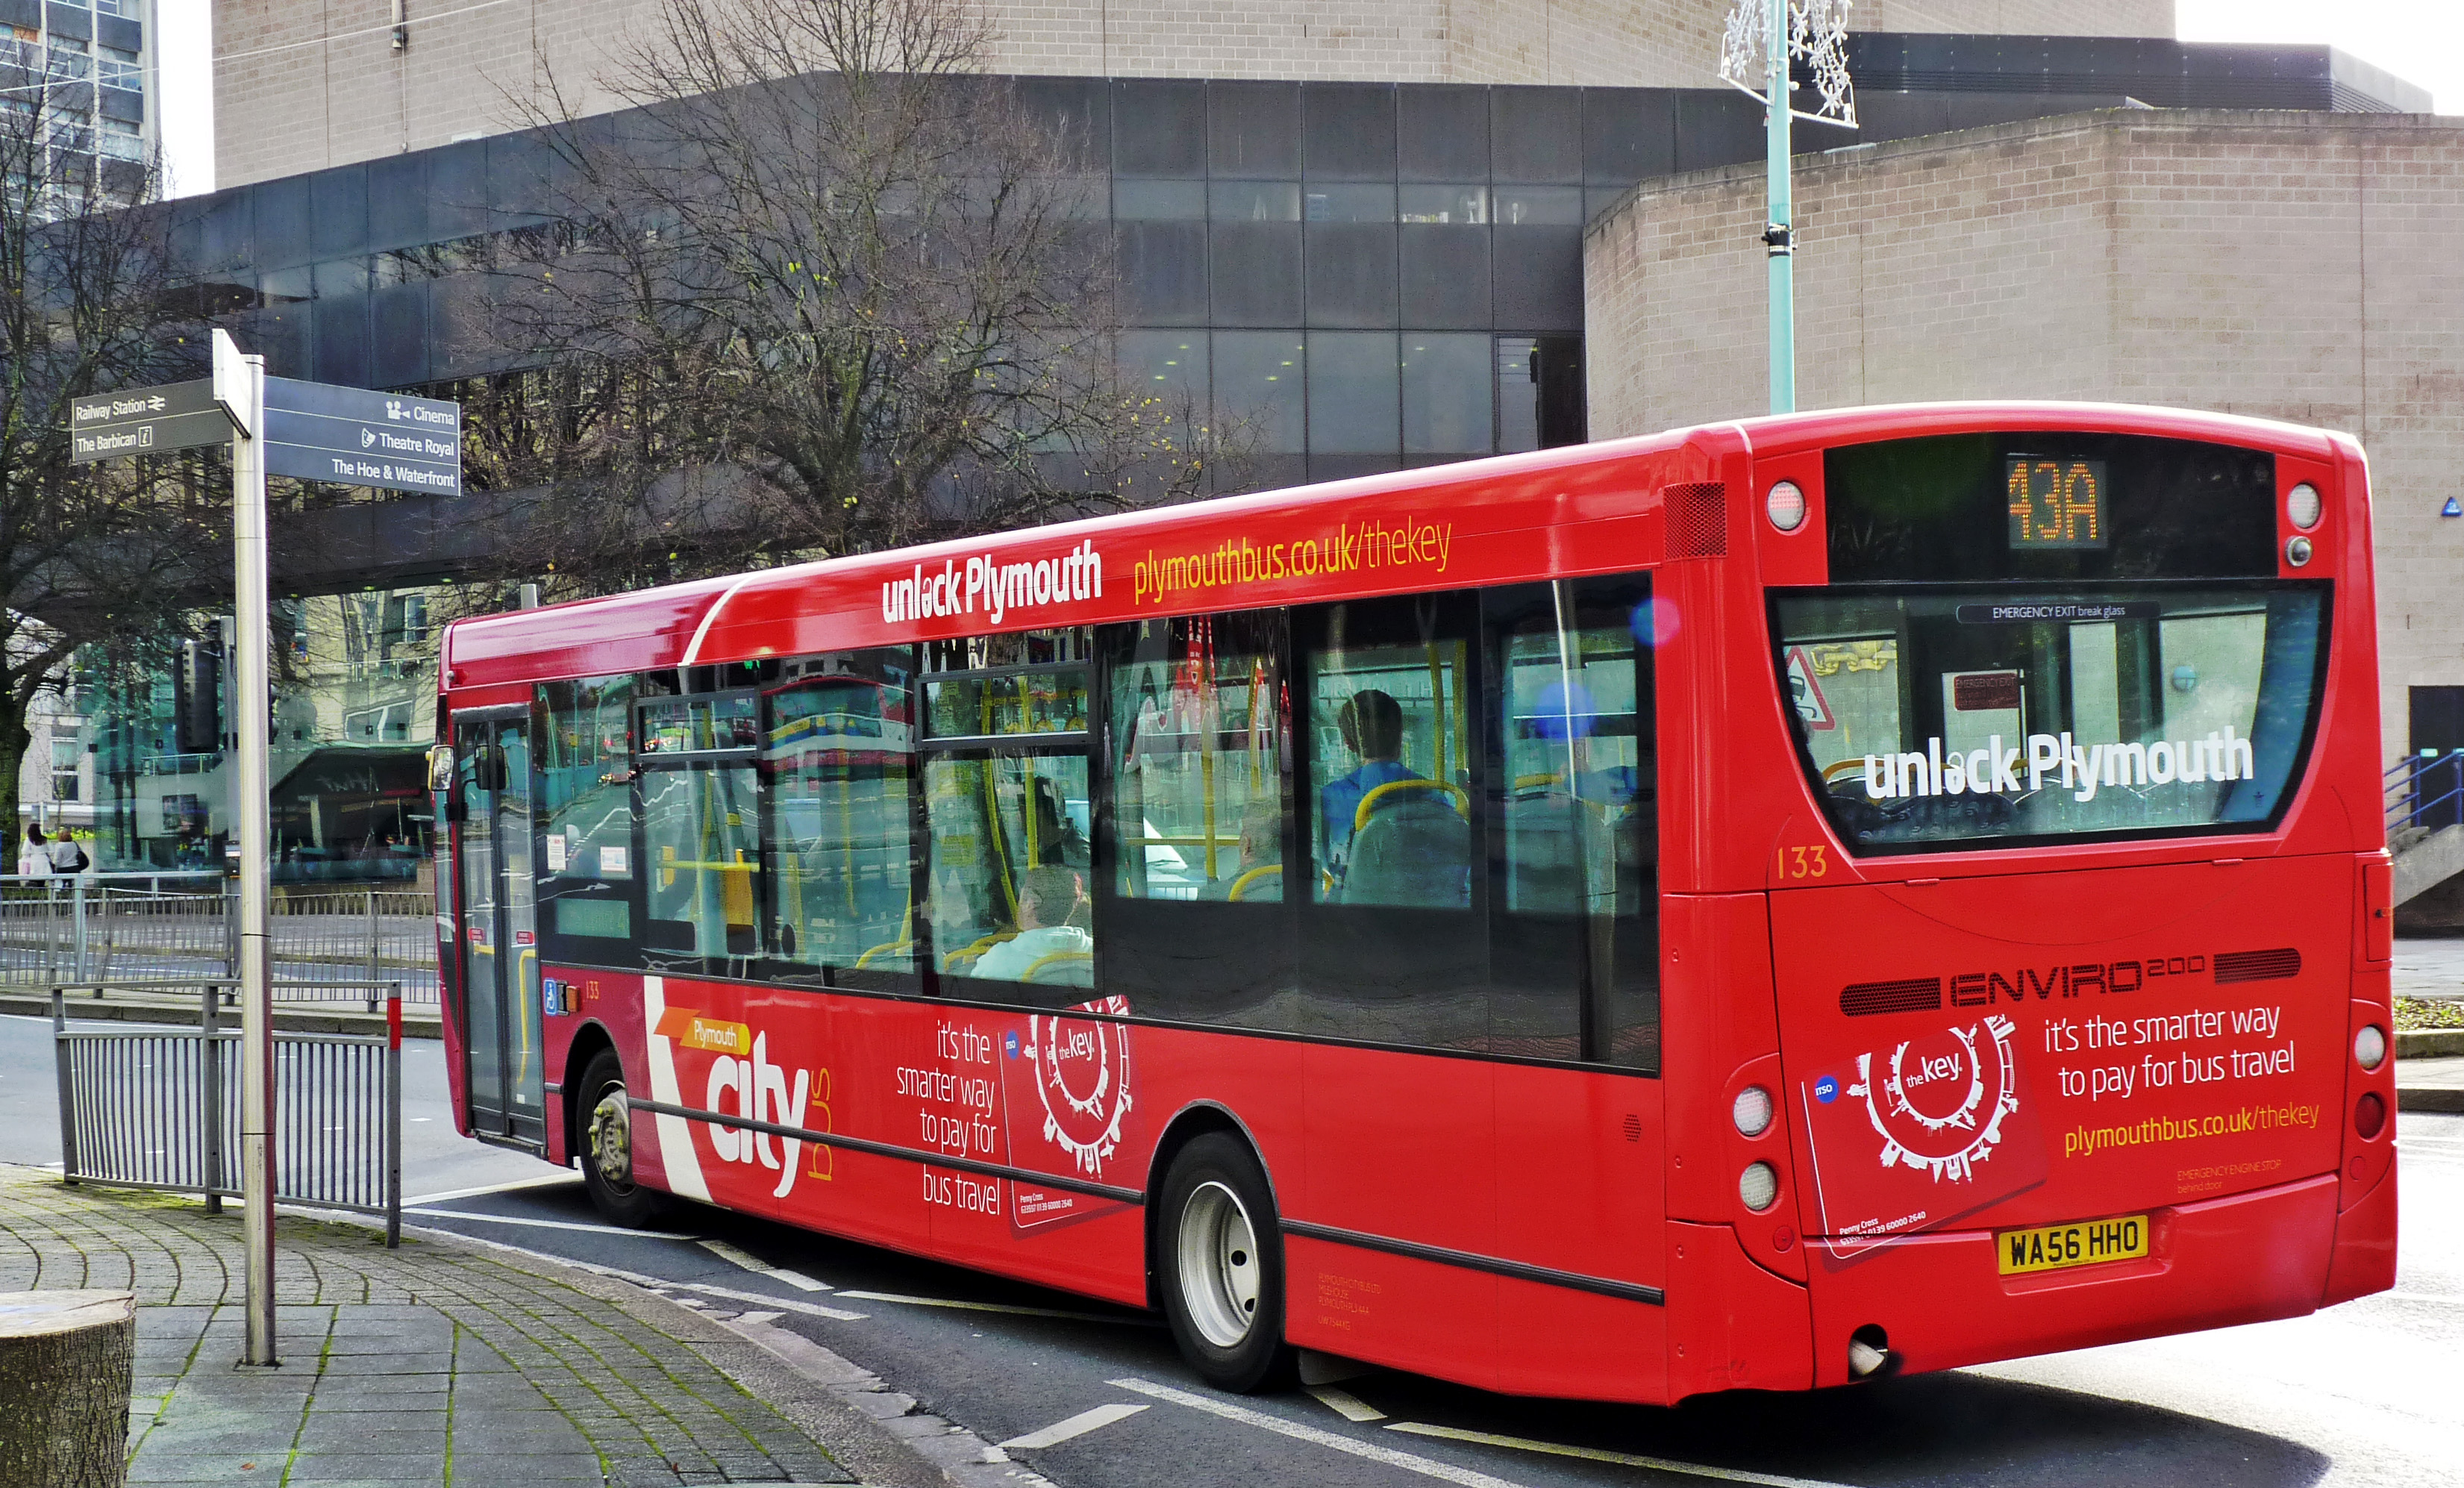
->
[454,709,546,1148]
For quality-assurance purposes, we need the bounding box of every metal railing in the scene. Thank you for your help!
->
[0,876,438,1004]
[51,986,403,1245]
[2387,751,2464,835]
[54,976,407,1014]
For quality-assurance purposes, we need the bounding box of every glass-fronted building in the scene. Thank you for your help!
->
[25,37,2424,873]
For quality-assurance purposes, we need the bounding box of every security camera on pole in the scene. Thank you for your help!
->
[1719,0,1857,416]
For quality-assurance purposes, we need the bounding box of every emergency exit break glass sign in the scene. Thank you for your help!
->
[2007,456,2107,550]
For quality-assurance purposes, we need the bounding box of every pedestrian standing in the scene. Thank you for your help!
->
[47,828,88,875]
[17,825,49,877]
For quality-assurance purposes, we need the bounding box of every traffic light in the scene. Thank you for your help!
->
[175,638,221,754]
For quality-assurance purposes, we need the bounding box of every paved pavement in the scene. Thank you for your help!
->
[2400,1055,2464,1113]
[2394,935,2464,1001]
[0,1165,918,1488]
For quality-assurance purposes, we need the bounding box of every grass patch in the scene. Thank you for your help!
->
[2395,995,2464,1031]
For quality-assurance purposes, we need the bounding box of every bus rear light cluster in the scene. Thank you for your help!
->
[1765,481,1807,533]
[2355,1092,2387,1141]
[1739,1161,1780,1213]
[2286,482,2322,531]
[1732,1084,1775,1138]
[2354,1025,2387,1071]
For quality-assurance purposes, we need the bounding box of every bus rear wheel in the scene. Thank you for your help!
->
[1157,1133,1295,1392]
[578,1048,669,1228]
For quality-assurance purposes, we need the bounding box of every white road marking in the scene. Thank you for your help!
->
[736,1310,784,1325]
[2384,1291,2464,1306]
[1386,1422,1859,1488]
[403,1207,698,1239]
[1309,1386,1387,1422]
[666,1280,870,1322]
[401,1172,581,1205]
[385,1222,870,1320]
[1109,1377,1530,1488]
[839,1290,1158,1326]
[998,1402,1149,1451]
[698,1239,831,1292]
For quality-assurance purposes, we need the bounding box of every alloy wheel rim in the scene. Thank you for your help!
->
[1177,1180,1261,1348]
[590,1088,635,1192]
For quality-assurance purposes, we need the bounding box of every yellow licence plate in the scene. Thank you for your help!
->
[1996,1214,2148,1275]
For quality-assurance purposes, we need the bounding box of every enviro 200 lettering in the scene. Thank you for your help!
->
[1862,728,2257,801]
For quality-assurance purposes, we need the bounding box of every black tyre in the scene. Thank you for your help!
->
[1156,1132,1297,1392]
[577,1048,669,1228]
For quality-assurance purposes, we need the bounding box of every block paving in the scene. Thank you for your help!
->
[0,1165,848,1487]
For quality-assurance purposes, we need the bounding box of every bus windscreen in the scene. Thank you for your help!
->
[1774,584,2328,851]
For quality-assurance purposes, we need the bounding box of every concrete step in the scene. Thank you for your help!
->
[2394,822,2464,907]
[2397,1028,2464,1058]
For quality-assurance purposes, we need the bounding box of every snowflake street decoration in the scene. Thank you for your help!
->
[1719,0,1858,128]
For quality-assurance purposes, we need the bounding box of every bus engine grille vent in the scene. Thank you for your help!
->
[2213,947,2301,984]
[1666,482,1728,557]
[1840,977,1943,1016]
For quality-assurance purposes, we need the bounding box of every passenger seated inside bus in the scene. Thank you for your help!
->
[1319,690,1425,875]
[969,866,1095,985]
[1317,687,1470,909]
[1198,803,1283,901]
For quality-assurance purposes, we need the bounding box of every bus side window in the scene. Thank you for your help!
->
[1111,613,1286,904]
[1306,616,1473,909]
[916,630,1095,1003]
[637,691,764,968]
[763,650,919,981]
[536,676,639,956]
[1486,578,1660,1071]
[640,763,762,963]
[1293,593,1484,1050]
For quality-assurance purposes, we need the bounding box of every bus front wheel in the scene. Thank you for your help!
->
[1157,1133,1296,1392]
[578,1048,669,1228]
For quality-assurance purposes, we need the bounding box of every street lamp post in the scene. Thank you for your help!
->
[1720,0,1858,417]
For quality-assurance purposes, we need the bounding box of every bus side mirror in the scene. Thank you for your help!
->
[428,745,455,793]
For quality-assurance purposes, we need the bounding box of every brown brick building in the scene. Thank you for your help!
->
[1584,107,2464,764]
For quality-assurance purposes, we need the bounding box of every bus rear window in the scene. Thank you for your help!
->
[1774,585,2327,852]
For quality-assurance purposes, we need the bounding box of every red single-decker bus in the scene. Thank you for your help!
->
[431,401,2397,1401]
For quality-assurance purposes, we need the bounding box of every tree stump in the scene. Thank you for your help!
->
[0,1290,135,1488]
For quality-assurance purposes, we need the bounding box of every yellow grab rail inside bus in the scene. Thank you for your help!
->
[1021,949,1093,984]
[1354,778,1469,831]
[1227,864,1281,901]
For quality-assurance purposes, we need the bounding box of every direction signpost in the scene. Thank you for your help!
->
[263,379,461,496]
[67,379,228,463]
[66,334,460,1368]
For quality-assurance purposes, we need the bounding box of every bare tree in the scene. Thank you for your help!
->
[475,0,1239,596]
[0,116,221,838]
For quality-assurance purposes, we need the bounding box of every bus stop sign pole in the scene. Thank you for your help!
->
[211,328,278,1369]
